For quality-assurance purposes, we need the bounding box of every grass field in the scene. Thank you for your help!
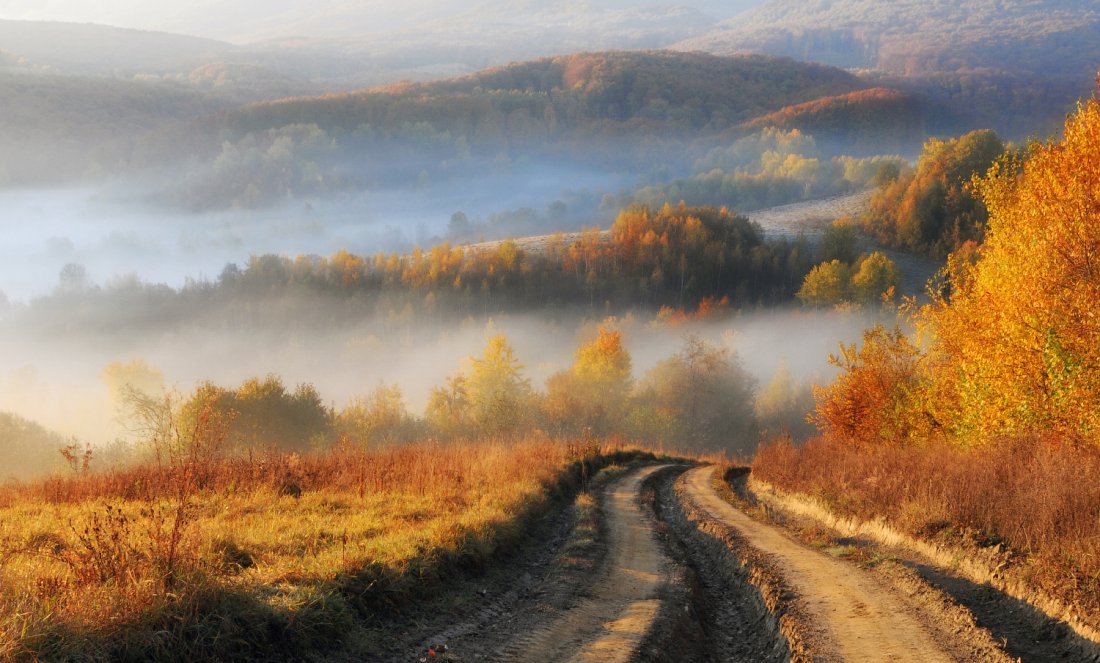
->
[0,438,663,660]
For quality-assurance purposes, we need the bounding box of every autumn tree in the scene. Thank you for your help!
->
[797,252,899,307]
[101,359,165,409]
[336,384,417,446]
[543,326,633,435]
[919,98,1100,443]
[811,326,929,446]
[849,252,900,305]
[632,336,758,455]
[466,335,533,437]
[182,375,331,452]
[425,374,475,439]
[862,129,1004,256]
[797,259,851,307]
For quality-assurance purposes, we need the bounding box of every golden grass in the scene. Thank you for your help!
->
[753,436,1100,629]
[0,438,659,660]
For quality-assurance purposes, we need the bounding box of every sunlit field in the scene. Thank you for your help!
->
[0,439,662,660]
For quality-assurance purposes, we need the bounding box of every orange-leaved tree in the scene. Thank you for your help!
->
[811,325,931,446]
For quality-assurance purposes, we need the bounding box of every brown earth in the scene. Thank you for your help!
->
[679,465,954,662]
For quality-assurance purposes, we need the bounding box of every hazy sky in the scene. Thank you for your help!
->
[0,1,766,42]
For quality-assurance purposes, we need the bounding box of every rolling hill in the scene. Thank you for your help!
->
[0,19,234,75]
[738,88,927,154]
[0,50,937,188]
[211,51,869,146]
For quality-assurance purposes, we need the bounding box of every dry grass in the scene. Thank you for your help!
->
[753,436,1100,623]
[0,438,660,660]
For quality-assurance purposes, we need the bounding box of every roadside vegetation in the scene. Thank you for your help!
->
[755,96,1100,627]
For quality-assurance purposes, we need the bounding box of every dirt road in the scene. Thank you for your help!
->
[679,465,954,662]
[499,465,673,662]
[393,462,1022,661]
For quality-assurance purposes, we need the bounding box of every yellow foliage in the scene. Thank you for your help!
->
[543,327,634,436]
[920,98,1100,443]
[572,327,632,389]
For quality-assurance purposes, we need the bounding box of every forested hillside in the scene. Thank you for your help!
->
[679,0,1100,79]
[677,0,1098,138]
[203,52,866,152]
[739,88,925,155]
[86,50,926,211]
[0,71,227,184]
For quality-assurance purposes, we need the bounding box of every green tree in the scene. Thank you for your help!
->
[818,221,859,264]
[797,259,851,307]
[755,362,816,441]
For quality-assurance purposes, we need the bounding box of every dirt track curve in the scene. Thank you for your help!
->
[498,464,673,662]
[680,465,954,662]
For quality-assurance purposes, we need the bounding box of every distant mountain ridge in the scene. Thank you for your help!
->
[675,0,1100,80]
[0,19,233,74]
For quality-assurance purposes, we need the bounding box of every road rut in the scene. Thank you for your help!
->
[498,464,672,662]
[681,466,954,662]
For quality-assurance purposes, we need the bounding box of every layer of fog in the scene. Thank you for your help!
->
[0,306,887,447]
[0,161,629,302]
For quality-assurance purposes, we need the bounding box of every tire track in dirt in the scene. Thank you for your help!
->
[680,465,954,663]
[495,464,672,663]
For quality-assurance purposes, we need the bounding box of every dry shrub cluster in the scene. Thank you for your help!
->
[0,438,657,660]
[754,435,1100,617]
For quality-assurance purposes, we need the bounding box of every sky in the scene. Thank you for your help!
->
[0,1,767,43]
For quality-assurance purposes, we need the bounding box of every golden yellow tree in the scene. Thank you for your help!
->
[921,98,1100,442]
[543,326,633,435]
[467,334,533,436]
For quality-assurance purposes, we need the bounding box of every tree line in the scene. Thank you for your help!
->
[108,328,782,462]
[22,204,817,335]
